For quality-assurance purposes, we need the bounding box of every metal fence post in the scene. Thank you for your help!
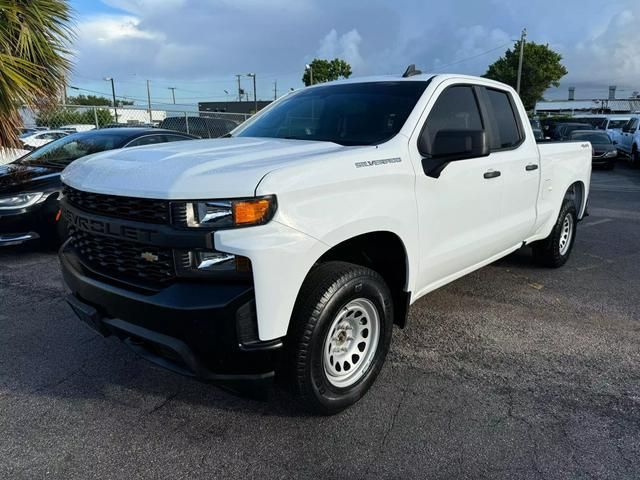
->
[93,107,99,128]
[184,111,189,134]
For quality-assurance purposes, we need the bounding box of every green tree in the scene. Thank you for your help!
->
[0,0,74,147]
[36,106,113,128]
[67,94,134,106]
[483,41,567,110]
[302,58,352,86]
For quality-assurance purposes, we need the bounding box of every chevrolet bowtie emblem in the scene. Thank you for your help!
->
[141,251,159,262]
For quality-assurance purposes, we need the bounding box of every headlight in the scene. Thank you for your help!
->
[185,196,276,229]
[604,150,617,158]
[0,192,44,210]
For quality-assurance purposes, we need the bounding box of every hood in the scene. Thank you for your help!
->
[593,144,616,155]
[0,163,61,193]
[62,137,354,199]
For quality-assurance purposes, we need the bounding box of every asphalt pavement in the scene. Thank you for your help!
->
[1,162,639,479]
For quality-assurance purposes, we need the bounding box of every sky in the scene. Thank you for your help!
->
[68,0,640,108]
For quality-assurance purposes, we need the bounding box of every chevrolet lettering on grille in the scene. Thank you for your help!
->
[63,208,157,243]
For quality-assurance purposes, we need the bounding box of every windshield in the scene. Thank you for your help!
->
[18,132,131,167]
[608,120,628,129]
[235,81,430,146]
[571,132,611,143]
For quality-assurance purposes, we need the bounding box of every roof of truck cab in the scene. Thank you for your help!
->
[304,73,516,91]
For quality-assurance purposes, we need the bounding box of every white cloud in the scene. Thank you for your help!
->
[567,8,640,88]
[317,29,365,72]
[77,14,159,43]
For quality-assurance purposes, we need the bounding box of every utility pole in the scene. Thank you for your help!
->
[104,77,118,123]
[247,73,257,113]
[168,87,176,104]
[146,79,152,123]
[235,74,242,102]
[273,80,277,100]
[516,28,527,96]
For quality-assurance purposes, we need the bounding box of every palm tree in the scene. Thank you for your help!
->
[0,0,73,148]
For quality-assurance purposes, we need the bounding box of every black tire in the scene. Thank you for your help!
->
[284,261,393,415]
[532,200,577,268]
[632,147,639,168]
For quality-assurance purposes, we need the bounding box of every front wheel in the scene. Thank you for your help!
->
[532,200,577,268]
[284,261,393,415]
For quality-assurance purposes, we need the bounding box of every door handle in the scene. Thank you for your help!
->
[525,164,539,171]
[483,170,501,179]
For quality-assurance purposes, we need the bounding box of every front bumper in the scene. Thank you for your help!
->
[60,244,283,384]
[0,195,58,246]
[0,231,40,246]
[591,155,615,166]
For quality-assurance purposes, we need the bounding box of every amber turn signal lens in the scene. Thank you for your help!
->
[233,199,271,225]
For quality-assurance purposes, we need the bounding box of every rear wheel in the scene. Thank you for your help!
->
[632,146,639,168]
[284,261,393,415]
[532,200,577,268]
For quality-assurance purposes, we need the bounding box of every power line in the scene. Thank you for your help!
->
[432,42,513,72]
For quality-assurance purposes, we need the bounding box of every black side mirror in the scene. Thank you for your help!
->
[419,129,489,178]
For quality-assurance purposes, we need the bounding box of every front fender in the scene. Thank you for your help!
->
[215,221,329,341]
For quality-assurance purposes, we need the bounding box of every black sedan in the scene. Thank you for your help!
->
[0,128,195,247]
[570,130,618,170]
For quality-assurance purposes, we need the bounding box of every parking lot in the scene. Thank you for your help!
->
[1,164,639,479]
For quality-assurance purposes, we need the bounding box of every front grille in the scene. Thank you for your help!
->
[63,186,170,224]
[69,228,175,285]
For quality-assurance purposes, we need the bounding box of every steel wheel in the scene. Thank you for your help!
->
[322,298,380,389]
[559,213,574,256]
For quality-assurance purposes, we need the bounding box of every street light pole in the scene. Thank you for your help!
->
[516,28,527,96]
[146,79,152,123]
[305,64,313,85]
[104,77,118,123]
[168,87,176,104]
[247,73,257,113]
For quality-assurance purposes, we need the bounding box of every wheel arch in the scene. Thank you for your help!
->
[564,180,586,219]
[303,230,412,328]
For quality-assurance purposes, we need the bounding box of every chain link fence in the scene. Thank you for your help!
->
[21,105,253,138]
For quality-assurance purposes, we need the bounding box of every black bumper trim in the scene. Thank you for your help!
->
[65,294,276,383]
[108,318,275,383]
[61,245,283,381]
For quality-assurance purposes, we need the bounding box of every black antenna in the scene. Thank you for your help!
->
[402,64,422,78]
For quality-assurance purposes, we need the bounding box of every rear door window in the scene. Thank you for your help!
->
[484,88,522,149]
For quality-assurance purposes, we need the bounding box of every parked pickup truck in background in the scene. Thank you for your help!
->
[59,71,592,414]
[616,116,640,166]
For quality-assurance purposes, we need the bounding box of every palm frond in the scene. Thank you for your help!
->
[0,0,74,147]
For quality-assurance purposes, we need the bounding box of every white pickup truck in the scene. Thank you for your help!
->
[59,71,591,414]
[616,116,640,165]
